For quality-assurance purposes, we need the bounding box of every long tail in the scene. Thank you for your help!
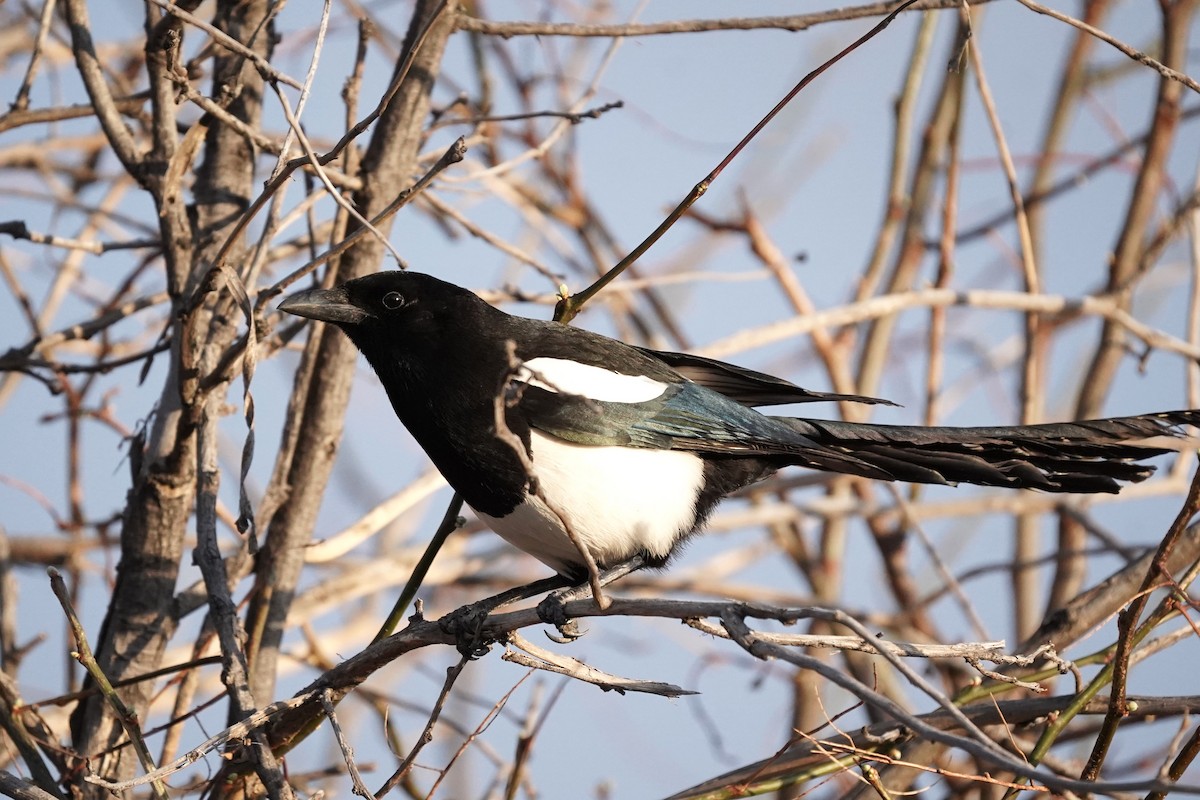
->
[774,410,1200,493]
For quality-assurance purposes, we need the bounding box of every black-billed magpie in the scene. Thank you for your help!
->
[280,270,1199,580]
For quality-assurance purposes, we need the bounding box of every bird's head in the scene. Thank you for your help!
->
[278,270,489,356]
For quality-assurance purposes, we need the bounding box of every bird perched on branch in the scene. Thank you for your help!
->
[281,271,1198,584]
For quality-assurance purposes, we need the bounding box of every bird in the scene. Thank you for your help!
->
[279,270,1198,586]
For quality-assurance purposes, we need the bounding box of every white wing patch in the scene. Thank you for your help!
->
[516,357,668,403]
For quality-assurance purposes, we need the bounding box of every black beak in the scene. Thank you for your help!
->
[278,286,369,325]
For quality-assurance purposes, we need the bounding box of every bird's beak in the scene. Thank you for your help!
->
[278,286,369,325]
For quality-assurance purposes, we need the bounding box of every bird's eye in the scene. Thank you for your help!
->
[382,291,405,310]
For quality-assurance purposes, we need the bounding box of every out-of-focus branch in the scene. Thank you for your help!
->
[60,0,144,174]
[1014,0,1200,95]
[1072,0,1198,419]
[702,287,1200,363]
[0,771,65,800]
[457,0,982,38]
[665,693,1200,800]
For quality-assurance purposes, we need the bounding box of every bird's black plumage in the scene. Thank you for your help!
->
[280,270,1199,576]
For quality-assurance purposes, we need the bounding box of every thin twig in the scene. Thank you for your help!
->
[270,82,404,266]
[1013,0,1200,95]
[0,220,158,254]
[718,606,1197,797]
[555,0,924,323]
[213,0,453,269]
[255,137,467,314]
[371,493,465,644]
[421,664,530,800]
[84,693,315,790]
[373,657,467,798]
[1083,462,1200,777]
[47,569,168,800]
[319,688,372,798]
[503,632,696,697]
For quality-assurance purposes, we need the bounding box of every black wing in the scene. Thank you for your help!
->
[638,347,896,408]
[515,380,896,479]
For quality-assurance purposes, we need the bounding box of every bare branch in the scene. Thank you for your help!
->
[457,0,979,38]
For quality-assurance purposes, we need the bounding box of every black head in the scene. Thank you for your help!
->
[279,270,498,357]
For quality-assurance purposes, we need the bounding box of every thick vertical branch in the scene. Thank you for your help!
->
[143,1,203,298]
[243,0,458,706]
[192,0,274,292]
[67,390,196,792]
[68,1,275,792]
[1073,0,1198,419]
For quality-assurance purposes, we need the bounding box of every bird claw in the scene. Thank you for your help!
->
[438,604,495,659]
[544,620,585,643]
[536,592,586,642]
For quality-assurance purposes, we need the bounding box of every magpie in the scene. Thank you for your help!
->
[280,271,1199,583]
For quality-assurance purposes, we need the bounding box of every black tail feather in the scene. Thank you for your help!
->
[773,410,1199,493]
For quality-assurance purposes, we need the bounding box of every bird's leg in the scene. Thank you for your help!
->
[536,556,646,642]
[439,574,572,658]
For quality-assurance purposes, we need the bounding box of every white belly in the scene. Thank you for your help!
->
[474,431,705,575]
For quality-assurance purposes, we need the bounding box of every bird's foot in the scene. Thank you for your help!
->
[536,591,585,642]
[534,556,647,643]
[438,604,495,659]
[438,574,573,659]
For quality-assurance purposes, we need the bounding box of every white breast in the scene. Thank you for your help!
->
[474,431,705,575]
